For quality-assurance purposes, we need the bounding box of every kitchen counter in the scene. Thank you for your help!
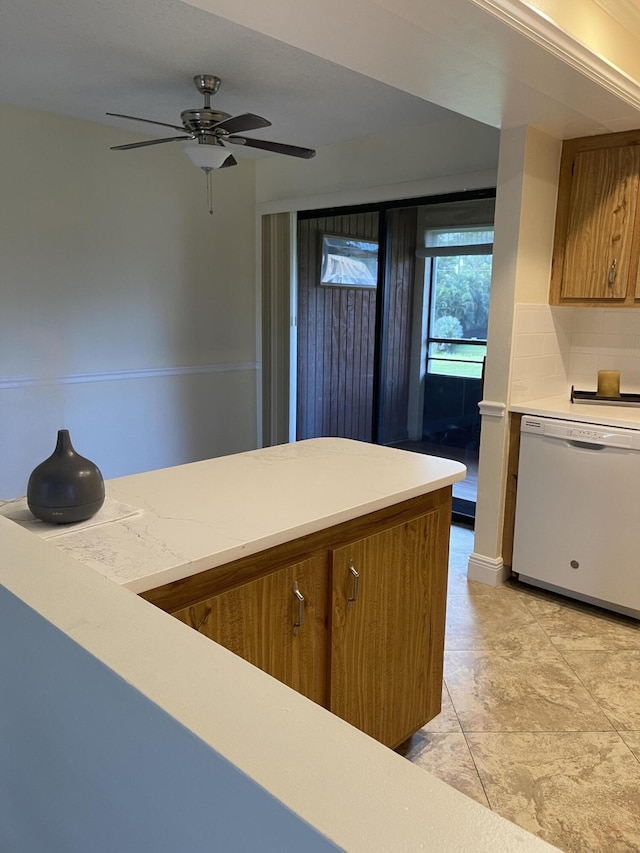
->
[0,437,557,852]
[511,393,640,429]
[28,437,467,594]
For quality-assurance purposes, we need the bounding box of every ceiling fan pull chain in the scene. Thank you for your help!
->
[205,168,214,215]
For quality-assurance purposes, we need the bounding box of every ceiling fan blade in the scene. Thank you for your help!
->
[110,136,191,151]
[214,113,272,135]
[220,153,238,168]
[106,112,186,133]
[228,136,316,159]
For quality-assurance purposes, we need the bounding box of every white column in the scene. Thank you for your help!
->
[469,126,561,584]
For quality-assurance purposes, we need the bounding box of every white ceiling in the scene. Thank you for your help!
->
[2,0,640,160]
[0,0,455,157]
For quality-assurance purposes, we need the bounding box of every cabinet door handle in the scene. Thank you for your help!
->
[292,581,305,635]
[347,559,359,609]
[608,258,617,288]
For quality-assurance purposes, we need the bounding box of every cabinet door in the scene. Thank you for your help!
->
[561,145,640,300]
[329,509,448,747]
[172,554,329,706]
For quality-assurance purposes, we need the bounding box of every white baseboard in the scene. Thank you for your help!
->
[467,551,510,586]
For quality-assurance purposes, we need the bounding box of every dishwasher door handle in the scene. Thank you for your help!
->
[566,439,607,451]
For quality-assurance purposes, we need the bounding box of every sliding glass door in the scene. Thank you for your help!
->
[295,190,495,522]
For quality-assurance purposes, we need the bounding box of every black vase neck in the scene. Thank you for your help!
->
[55,429,75,456]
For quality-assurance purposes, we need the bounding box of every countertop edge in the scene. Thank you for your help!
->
[510,394,640,429]
[123,467,466,594]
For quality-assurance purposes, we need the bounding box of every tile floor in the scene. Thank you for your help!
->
[397,524,640,853]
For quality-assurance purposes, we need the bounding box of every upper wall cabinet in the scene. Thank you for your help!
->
[550,130,640,306]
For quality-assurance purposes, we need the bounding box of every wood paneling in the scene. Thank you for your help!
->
[296,208,417,443]
[297,213,378,441]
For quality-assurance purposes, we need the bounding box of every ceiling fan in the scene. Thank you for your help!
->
[107,74,316,213]
[107,73,316,165]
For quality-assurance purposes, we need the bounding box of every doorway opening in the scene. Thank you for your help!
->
[294,190,495,523]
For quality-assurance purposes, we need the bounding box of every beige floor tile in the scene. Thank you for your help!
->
[447,571,499,597]
[414,684,462,734]
[447,526,519,597]
[445,593,556,651]
[448,524,474,568]
[442,523,640,849]
[402,732,490,808]
[465,731,640,853]
[447,526,494,597]
[561,650,640,730]
[447,561,521,598]
[520,596,640,651]
[444,649,613,732]
[448,567,520,597]
[619,731,640,760]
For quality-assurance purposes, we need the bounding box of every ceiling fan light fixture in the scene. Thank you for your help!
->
[182,141,231,171]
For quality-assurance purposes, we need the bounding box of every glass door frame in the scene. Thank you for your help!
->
[297,187,496,445]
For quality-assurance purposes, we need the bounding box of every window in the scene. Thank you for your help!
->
[419,227,493,378]
[320,234,378,288]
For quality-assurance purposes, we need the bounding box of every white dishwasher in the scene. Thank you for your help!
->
[512,415,640,619]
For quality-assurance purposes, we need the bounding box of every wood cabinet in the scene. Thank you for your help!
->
[330,510,446,745]
[501,412,523,569]
[141,488,451,748]
[172,554,330,707]
[550,129,640,306]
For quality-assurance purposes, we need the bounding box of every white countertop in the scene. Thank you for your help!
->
[18,438,466,594]
[510,394,640,429]
[0,516,557,852]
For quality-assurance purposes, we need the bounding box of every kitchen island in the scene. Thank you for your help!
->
[30,437,466,747]
[0,439,558,852]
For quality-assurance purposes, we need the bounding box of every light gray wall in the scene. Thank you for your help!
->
[0,585,337,853]
[1,104,259,498]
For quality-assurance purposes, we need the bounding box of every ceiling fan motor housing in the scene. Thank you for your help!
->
[180,108,231,135]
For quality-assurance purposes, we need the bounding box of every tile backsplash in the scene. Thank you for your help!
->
[510,304,640,403]
[510,305,572,402]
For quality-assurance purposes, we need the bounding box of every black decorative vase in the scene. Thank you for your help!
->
[27,429,105,524]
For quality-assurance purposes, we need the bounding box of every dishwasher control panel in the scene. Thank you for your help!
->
[521,415,639,449]
[568,426,616,442]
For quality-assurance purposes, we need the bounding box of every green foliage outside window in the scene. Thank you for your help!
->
[432,254,492,338]
[432,315,463,350]
[426,227,493,378]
